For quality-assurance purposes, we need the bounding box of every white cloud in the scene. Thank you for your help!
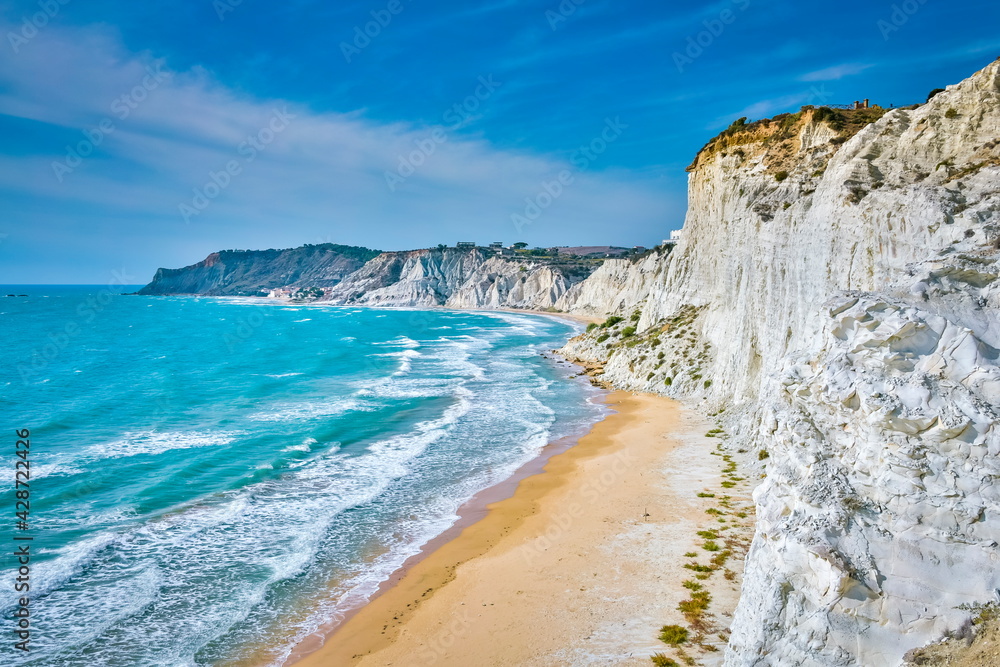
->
[799,62,872,82]
[0,22,676,281]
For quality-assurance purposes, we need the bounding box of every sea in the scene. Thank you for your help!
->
[0,285,607,666]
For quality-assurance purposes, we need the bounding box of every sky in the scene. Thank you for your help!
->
[1,0,998,283]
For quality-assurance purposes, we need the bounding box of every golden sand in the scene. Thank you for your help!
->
[290,391,745,666]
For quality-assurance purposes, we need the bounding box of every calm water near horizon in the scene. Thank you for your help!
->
[1,286,606,666]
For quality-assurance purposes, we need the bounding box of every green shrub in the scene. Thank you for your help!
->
[927,88,945,102]
[631,310,642,321]
[602,315,623,328]
[683,563,712,573]
[678,590,712,622]
[696,530,719,539]
[696,492,715,498]
[775,170,789,182]
[758,449,770,460]
[664,377,672,386]
[647,372,655,380]
[586,322,598,332]
[721,480,736,488]
[658,624,689,645]
[703,380,712,389]
[702,540,721,552]
[711,550,731,567]
[945,108,959,119]
[622,326,636,338]
[596,334,609,343]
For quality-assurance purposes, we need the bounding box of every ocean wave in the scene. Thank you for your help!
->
[32,462,85,479]
[0,531,122,613]
[247,398,370,422]
[374,348,421,376]
[85,430,239,460]
[373,335,420,349]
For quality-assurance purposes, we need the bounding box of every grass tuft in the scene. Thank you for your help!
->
[658,624,689,645]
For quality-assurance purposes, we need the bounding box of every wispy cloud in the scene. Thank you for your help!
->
[799,62,873,82]
[0,22,676,281]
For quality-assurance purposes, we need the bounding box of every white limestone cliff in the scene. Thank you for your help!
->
[560,59,1000,665]
[324,247,595,310]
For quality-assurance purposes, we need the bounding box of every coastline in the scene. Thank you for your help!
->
[289,391,745,666]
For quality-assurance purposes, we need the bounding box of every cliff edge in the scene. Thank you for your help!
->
[561,58,1000,665]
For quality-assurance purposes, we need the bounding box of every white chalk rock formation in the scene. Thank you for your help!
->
[562,59,1000,665]
[324,248,591,310]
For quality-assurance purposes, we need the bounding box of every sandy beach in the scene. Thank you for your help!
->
[289,391,752,666]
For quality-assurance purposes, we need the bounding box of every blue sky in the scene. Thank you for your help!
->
[1,0,998,283]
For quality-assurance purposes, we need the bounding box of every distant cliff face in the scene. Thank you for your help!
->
[137,244,381,296]
[326,248,599,310]
[561,59,1000,665]
[138,245,603,309]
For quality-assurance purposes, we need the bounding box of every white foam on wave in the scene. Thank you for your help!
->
[20,386,475,660]
[85,430,239,460]
[0,531,121,612]
[31,462,85,479]
[247,398,370,422]
[293,318,312,323]
[374,348,421,376]
[264,372,303,378]
[373,335,420,349]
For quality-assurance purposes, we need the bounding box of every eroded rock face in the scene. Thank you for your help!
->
[562,59,1000,665]
[325,248,596,310]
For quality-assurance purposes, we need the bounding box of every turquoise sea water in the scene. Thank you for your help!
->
[0,286,605,666]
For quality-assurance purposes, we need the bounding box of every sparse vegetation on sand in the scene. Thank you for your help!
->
[651,416,756,665]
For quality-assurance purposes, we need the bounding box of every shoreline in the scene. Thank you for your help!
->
[289,391,743,666]
[186,294,604,326]
[279,399,610,665]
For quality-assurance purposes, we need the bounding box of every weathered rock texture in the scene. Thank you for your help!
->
[325,248,597,310]
[138,244,380,296]
[139,245,603,308]
[561,59,1000,665]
